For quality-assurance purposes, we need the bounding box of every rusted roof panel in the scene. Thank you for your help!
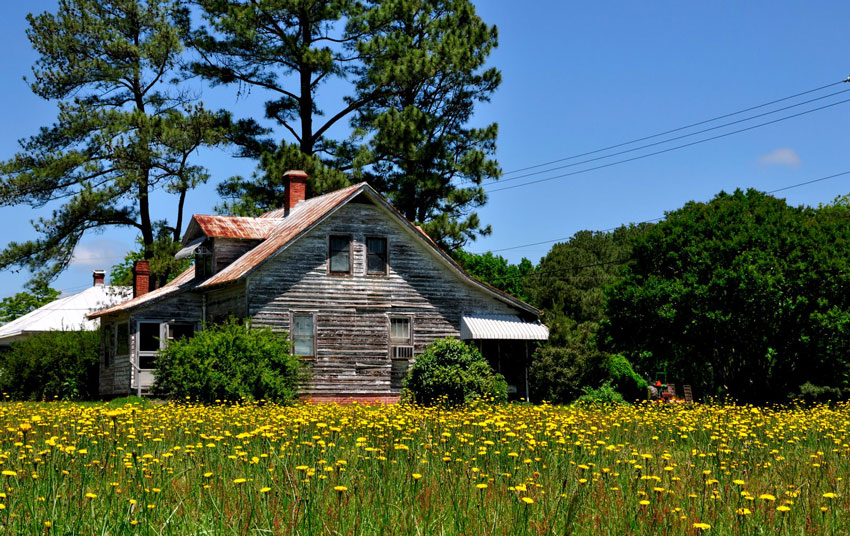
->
[87,267,197,319]
[190,215,283,242]
[201,183,365,287]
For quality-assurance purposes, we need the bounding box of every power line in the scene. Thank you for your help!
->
[476,168,850,256]
[501,78,849,177]
[486,97,850,194]
[492,87,850,186]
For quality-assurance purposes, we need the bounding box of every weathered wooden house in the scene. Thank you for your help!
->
[89,171,548,401]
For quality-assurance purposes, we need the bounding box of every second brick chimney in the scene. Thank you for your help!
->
[283,170,308,215]
[92,270,105,286]
[132,260,150,298]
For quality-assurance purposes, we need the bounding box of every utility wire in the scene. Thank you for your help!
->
[486,97,850,193]
[492,87,850,186]
[476,168,850,257]
[501,78,850,177]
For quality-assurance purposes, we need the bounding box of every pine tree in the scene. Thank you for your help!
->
[192,0,500,249]
[0,0,229,284]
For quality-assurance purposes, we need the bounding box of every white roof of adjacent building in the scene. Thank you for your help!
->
[460,314,550,341]
[0,285,131,345]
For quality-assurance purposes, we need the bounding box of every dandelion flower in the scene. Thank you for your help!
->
[692,522,711,531]
[736,508,751,516]
[521,497,534,504]
[777,506,790,512]
[334,485,347,492]
[476,483,488,489]
[233,478,246,484]
[759,494,776,502]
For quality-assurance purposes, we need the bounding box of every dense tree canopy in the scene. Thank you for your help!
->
[603,189,850,401]
[526,226,647,345]
[452,250,533,303]
[193,0,500,249]
[0,0,229,284]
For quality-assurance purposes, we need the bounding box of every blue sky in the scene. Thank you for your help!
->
[1,0,849,298]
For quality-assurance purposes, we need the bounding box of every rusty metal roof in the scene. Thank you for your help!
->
[87,267,197,319]
[91,181,540,318]
[184,215,284,244]
[200,183,365,287]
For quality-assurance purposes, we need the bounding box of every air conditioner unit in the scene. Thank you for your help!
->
[391,345,414,359]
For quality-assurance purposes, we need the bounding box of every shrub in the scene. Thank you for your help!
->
[152,319,307,403]
[402,338,507,406]
[0,330,99,400]
[575,381,626,405]
[794,382,845,403]
[607,353,648,400]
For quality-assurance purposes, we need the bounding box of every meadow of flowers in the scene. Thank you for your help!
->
[0,398,847,535]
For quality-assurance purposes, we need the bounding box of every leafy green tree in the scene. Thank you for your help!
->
[452,250,533,303]
[0,280,60,324]
[526,226,647,345]
[0,0,230,283]
[603,189,850,401]
[192,0,500,249]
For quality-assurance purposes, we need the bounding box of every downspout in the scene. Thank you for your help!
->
[524,342,530,403]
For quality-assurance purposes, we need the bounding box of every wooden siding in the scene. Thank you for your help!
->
[98,293,203,397]
[205,283,247,322]
[247,201,520,396]
[213,238,262,275]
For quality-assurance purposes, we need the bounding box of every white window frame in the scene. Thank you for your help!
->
[290,311,317,359]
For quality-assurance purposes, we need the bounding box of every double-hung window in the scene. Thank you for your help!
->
[328,236,351,274]
[366,237,388,275]
[292,313,316,359]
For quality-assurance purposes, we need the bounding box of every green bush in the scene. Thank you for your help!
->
[607,353,648,400]
[402,338,507,406]
[575,381,626,405]
[0,330,99,400]
[152,319,307,403]
[794,382,845,403]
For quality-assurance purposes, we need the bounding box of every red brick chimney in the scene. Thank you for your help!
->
[132,260,150,298]
[283,170,308,215]
[92,270,105,286]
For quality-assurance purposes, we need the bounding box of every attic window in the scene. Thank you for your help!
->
[366,237,388,275]
[328,235,351,274]
[195,245,213,278]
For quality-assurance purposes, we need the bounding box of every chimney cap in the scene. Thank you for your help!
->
[283,169,308,179]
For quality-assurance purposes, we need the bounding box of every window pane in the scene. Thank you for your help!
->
[139,323,160,352]
[116,323,129,355]
[139,353,156,369]
[169,323,194,342]
[329,236,350,273]
[367,238,387,274]
[390,318,410,344]
[293,315,314,357]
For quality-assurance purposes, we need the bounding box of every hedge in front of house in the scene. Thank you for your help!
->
[152,319,307,403]
[0,330,100,400]
[402,338,507,405]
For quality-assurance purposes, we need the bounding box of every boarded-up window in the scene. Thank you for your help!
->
[103,324,113,367]
[366,237,388,275]
[116,323,130,356]
[328,236,350,274]
[195,245,213,278]
[292,314,315,358]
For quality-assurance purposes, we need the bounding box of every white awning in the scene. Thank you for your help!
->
[175,237,205,260]
[460,314,549,340]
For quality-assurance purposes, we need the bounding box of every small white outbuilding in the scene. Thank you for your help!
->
[0,271,131,347]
